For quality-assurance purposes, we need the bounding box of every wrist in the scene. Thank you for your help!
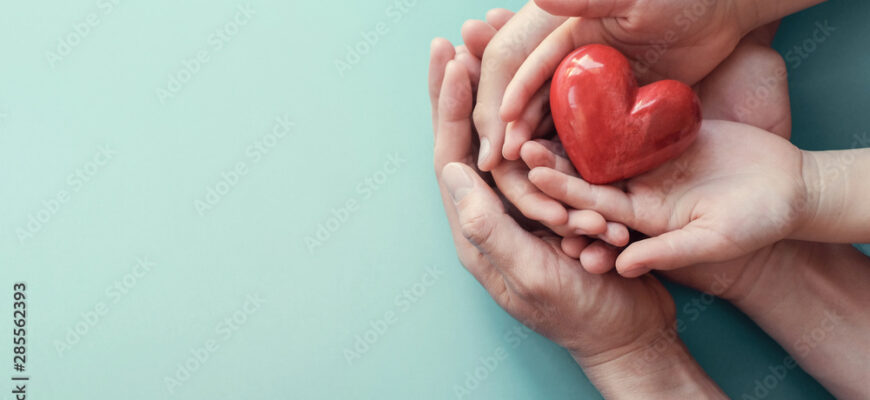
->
[723,241,870,399]
[722,240,810,312]
[572,332,725,399]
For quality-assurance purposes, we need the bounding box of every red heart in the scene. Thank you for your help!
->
[550,44,701,184]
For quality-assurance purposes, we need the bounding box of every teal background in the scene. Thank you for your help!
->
[0,0,865,398]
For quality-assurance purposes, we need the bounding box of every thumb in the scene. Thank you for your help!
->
[615,223,737,277]
[534,0,635,18]
[441,162,546,272]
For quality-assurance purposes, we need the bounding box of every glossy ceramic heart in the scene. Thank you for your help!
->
[550,44,701,184]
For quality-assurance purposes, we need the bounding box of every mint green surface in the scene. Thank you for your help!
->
[0,1,863,399]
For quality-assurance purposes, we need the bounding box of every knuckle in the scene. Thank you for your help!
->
[514,274,550,300]
[482,40,511,62]
[460,210,495,247]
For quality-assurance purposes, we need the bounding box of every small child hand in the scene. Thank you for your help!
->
[528,120,810,277]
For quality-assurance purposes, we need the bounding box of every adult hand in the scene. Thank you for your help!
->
[478,0,822,171]
[429,31,725,399]
[458,9,631,275]
[479,0,748,170]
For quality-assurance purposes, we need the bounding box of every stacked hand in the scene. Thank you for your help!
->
[430,2,870,398]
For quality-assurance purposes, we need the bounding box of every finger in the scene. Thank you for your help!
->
[454,46,482,90]
[429,38,456,134]
[462,20,498,60]
[486,8,515,29]
[528,167,635,225]
[520,139,577,177]
[492,160,568,227]
[561,236,588,258]
[534,0,635,18]
[579,241,618,274]
[475,2,567,171]
[615,222,738,277]
[500,20,607,122]
[566,211,629,247]
[503,84,550,160]
[597,222,630,247]
[434,62,499,285]
[435,61,475,172]
[442,162,551,282]
[566,209,606,236]
[520,143,629,246]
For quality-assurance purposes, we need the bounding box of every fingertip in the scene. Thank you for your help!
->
[542,201,569,226]
[607,223,630,247]
[518,140,535,163]
[519,141,550,169]
[527,167,543,183]
[570,209,606,235]
[527,166,552,186]
[502,121,530,160]
[518,192,568,226]
[443,59,459,78]
[460,19,477,35]
[430,37,453,56]
[499,96,521,123]
[614,248,645,276]
[485,8,514,29]
[440,60,471,116]
[476,135,503,171]
[579,241,617,274]
[454,51,480,85]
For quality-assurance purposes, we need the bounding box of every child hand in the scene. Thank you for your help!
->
[527,120,810,277]
[453,7,631,274]
[477,0,767,170]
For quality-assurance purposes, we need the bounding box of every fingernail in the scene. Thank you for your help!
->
[477,137,491,168]
[443,163,474,203]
